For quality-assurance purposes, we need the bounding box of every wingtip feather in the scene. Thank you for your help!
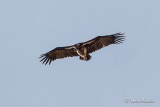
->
[113,33,125,44]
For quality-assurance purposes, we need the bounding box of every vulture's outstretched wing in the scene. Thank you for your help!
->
[39,46,78,65]
[81,33,125,53]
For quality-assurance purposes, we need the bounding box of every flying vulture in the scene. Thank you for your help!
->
[40,33,125,65]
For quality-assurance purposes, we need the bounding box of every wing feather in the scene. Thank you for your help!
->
[82,33,125,53]
[40,46,78,65]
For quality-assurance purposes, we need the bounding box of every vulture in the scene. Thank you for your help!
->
[40,33,125,65]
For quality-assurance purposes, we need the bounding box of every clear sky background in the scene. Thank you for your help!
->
[0,0,160,107]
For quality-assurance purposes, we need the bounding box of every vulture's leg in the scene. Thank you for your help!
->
[77,49,88,60]
[84,47,87,56]
[77,50,85,58]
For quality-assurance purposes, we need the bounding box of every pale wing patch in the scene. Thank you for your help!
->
[64,46,75,49]
[82,40,95,46]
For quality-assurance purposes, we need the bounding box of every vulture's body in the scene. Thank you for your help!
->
[40,33,125,65]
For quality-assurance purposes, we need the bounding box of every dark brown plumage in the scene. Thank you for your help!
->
[40,33,125,65]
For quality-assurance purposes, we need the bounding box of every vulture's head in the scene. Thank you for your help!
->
[75,43,81,49]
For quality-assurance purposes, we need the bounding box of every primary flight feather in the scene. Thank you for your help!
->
[40,33,125,65]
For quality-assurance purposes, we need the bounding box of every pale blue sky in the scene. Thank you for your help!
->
[0,0,160,107]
